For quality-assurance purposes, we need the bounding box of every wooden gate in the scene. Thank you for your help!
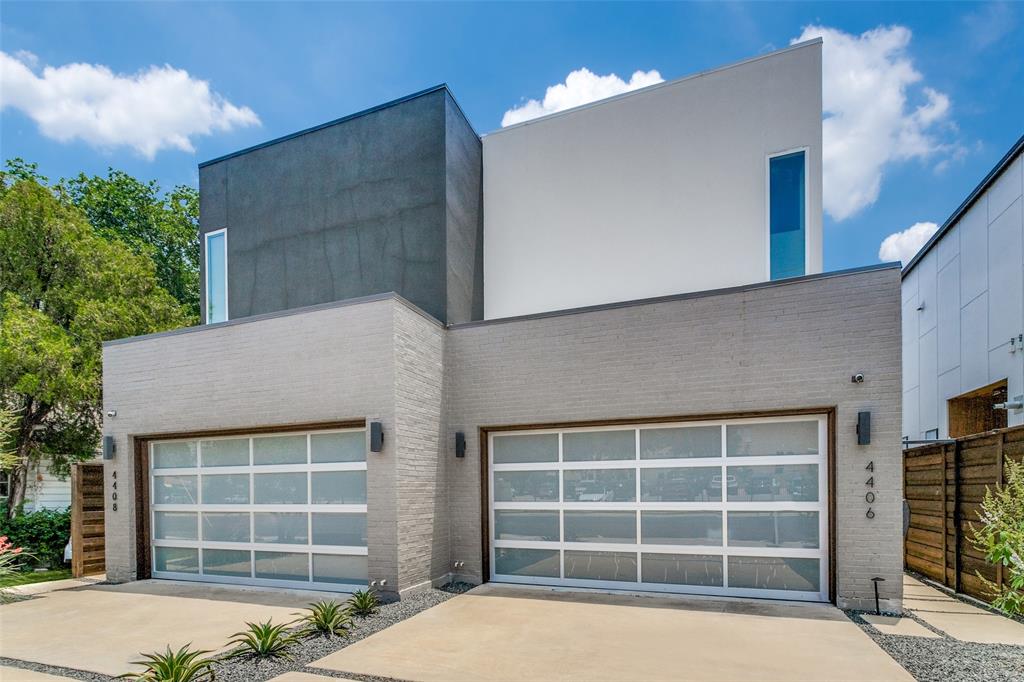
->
[904,426,1023,601]
[70,461,105,577]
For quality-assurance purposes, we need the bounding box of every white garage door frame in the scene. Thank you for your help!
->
[487,414,830,602]
[148,426,368,592]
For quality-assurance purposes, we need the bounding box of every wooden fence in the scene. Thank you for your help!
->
[70,461,105,577]
[904,425,1023,601]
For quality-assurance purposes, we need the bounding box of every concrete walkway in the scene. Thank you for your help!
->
[312,584,912,682]
[903,574,1024,645]
[0,580,326,676]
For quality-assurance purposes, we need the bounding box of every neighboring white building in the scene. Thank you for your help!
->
[902,135,1024,440]
[1,458,72,512]
[482,40,823,319]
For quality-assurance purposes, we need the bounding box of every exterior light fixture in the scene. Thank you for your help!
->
[455,431,466,458]
[857,411,871,445]
[370,421,384,452]
[103,435,117,460]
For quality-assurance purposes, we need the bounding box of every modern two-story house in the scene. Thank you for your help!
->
[101,39,904,610]
[902,135,1024,441]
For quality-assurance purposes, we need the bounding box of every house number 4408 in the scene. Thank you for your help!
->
[864,461,876,519]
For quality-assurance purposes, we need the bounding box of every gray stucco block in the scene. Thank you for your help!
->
[198,88,484,325]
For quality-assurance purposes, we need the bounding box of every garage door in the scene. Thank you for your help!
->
[149,428,368,591]
[488,416,828,601]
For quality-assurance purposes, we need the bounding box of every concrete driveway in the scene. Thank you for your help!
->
[0,580,322,677]
[313,584,912,682]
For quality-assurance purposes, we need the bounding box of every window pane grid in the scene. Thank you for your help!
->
[151,428,367,589]
[490,417,827,599]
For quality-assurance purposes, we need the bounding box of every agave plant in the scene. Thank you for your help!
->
[226,619,301,660]
[118,644,217,681]
[347,589,380,617]
[297,599,353,637]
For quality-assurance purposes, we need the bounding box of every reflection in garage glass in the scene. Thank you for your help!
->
[493,471,559,502]
[728,511,819,548]
[563,430,635,461]
[640,467,721,502]
[640,426,721,459]
[642,553,723,586]
[728,464,817,501]
[563,469,636,502]
[495,547,560,578]
[564,511,636,543]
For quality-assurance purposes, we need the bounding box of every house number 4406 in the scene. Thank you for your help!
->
[864,461,876,519]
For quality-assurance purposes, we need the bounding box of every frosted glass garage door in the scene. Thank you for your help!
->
[151,428,368,591]
[489,416,828,601]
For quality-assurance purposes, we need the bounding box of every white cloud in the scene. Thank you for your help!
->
[792,26,956,221]
[502,67,663,127]
[879,221,938,264]
[0,50,259,159]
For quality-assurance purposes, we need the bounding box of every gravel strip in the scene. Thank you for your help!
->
[0,657,115,682]
[846,609,1024,682]
[212,583,471,682]
[0,583,472,682]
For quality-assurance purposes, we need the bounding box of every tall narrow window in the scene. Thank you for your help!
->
[769,151,806,280]
[205,229,227,323]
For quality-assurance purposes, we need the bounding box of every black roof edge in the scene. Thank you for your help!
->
[449,262,901,330]
[902,133,1024,277]
[198,84,460,169]
[440,87,480,140]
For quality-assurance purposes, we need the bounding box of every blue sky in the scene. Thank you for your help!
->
[2,2,1021,271]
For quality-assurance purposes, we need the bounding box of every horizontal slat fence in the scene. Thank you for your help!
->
[71,461,105,577]
[904,425,1023,602]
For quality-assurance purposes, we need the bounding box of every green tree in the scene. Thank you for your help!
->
[0,178,188,514]
[58,169,200,320]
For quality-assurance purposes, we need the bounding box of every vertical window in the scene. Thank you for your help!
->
[205,229,227,323]
[769,151,806,280]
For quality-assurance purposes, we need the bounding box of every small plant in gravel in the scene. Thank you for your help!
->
[297,599,353,637]
[970,458,1024,615]
[226,619,301,660]
[348,589,379,617]
[119,644,217,681]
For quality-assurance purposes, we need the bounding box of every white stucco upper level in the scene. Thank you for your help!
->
[481,40,824,319]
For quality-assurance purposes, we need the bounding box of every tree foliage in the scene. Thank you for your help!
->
[0,175,189,511]
[59,169,200,320]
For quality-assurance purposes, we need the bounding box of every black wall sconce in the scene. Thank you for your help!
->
[857,411,871,445]
[455,431,466,458]
[102,435,116,460]
[370,421,384,452]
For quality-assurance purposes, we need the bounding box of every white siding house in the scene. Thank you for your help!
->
[902,136,1024,440]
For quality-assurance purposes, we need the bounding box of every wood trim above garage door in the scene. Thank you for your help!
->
[133,419,364,581]
[480,407,837,603]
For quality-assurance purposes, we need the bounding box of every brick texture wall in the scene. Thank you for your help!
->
[393,304,448,592]
[101,297,400,587]
[103,267,902,608]
[446,267,903,609]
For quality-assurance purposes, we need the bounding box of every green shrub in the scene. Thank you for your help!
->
[297,600,352,637]
[118,644,217,681]
[226,620,300,660]
[970,458,1024,615]
[348,589,379,617]
[0,503,70,569]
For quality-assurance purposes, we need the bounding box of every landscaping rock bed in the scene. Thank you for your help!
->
[213,582,471,682]
[1,583,472,682]
[846,609,1024,682]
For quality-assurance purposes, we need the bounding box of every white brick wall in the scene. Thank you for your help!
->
[102,266,902,608]
[446,266,903,609]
